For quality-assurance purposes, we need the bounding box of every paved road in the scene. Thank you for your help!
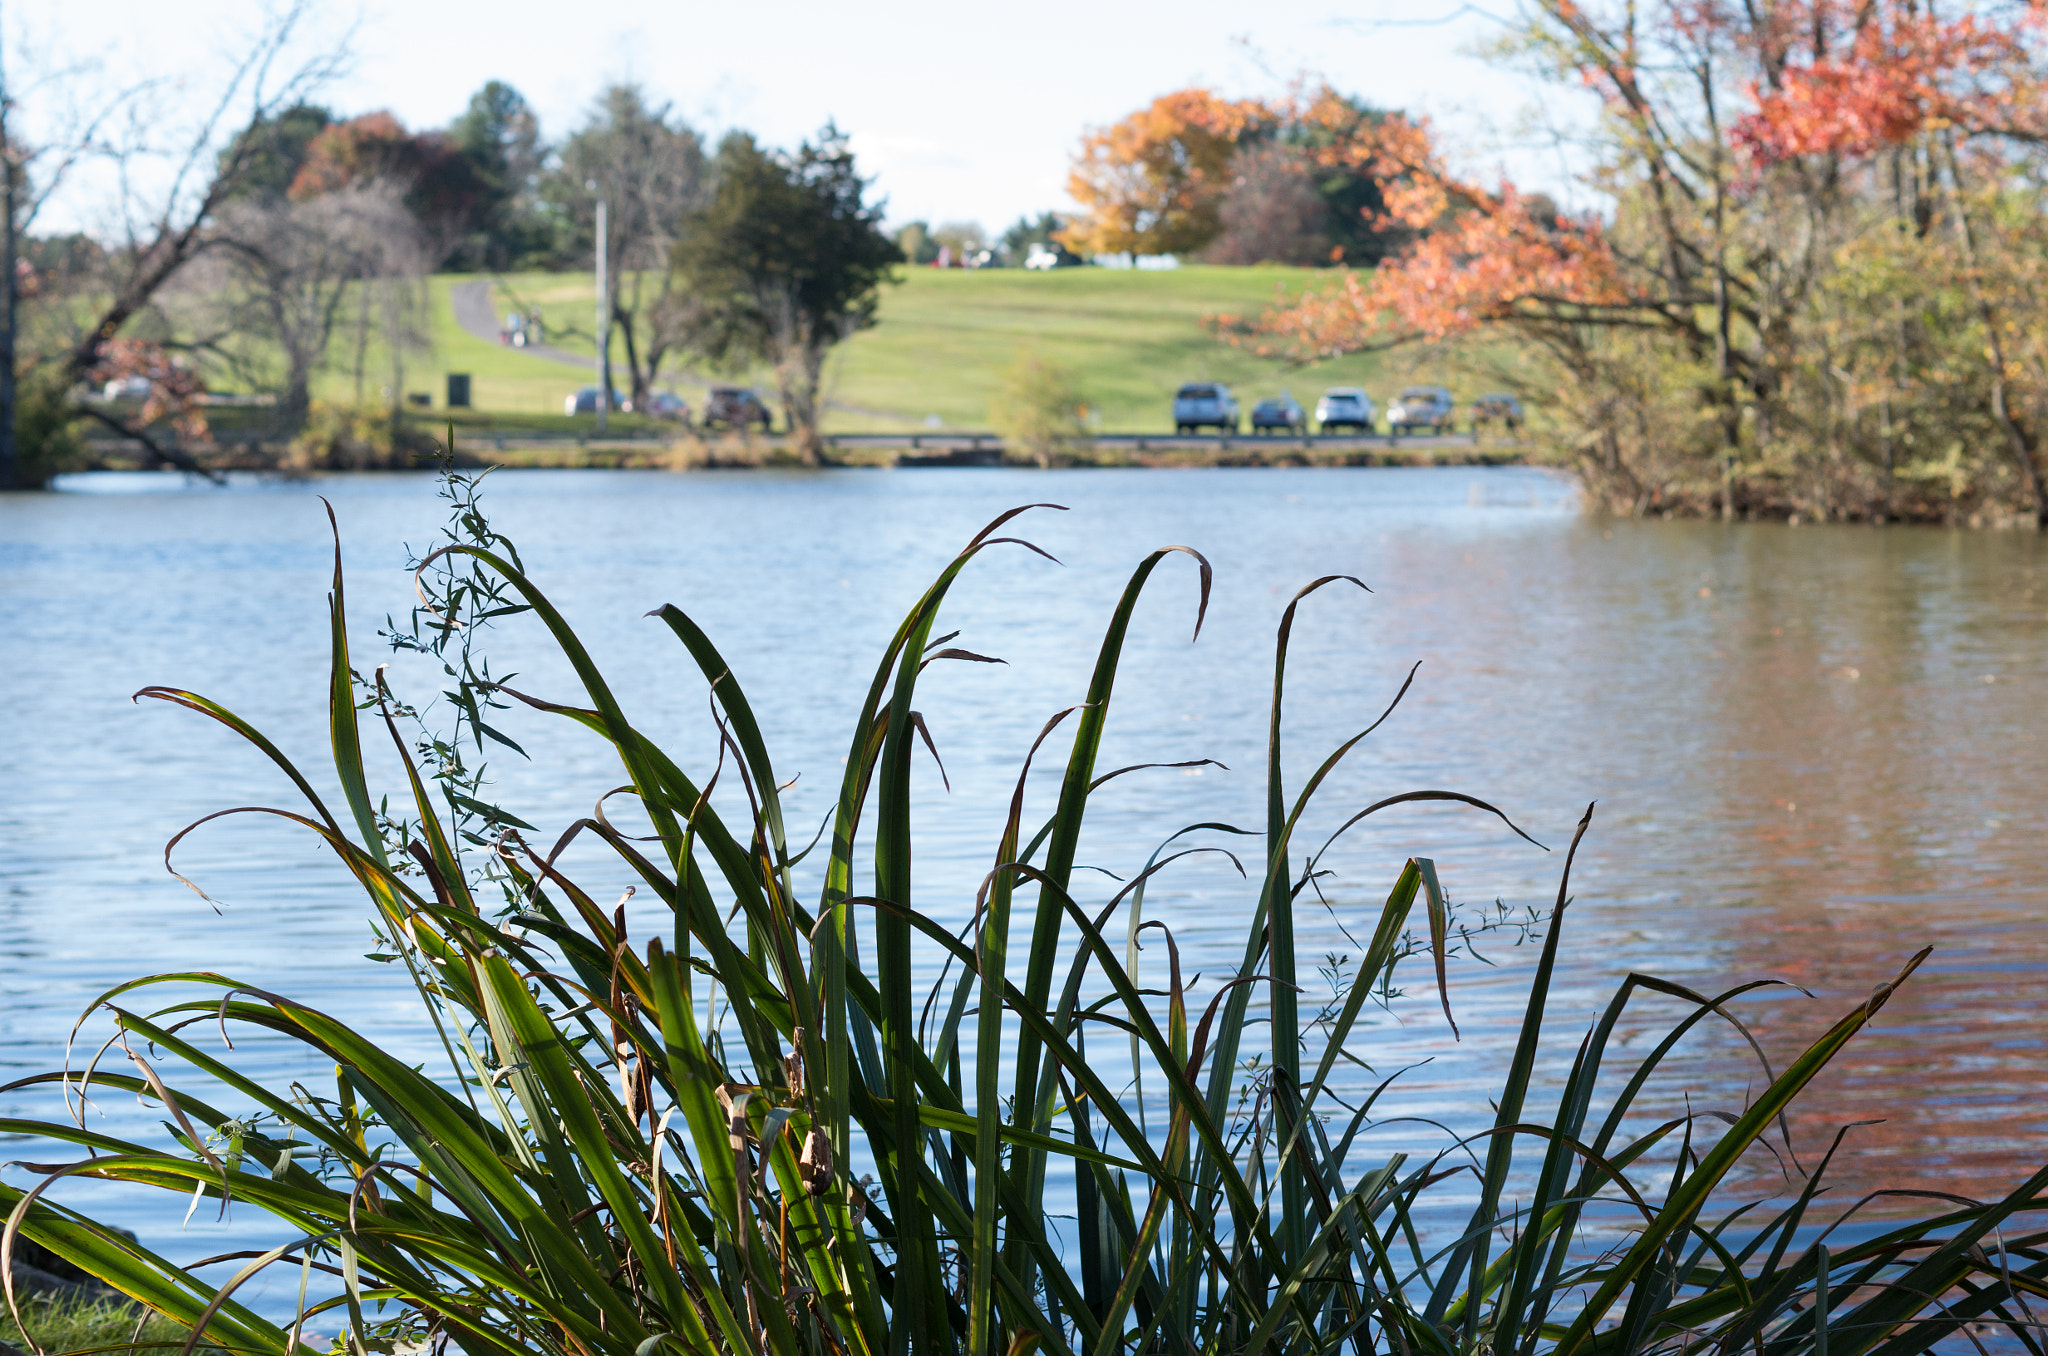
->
[449,279,592,368]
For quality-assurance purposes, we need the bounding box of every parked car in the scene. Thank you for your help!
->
[1471,392,1525,432]
[702,386,774,431]
[1387,385,1455,436]
[1250,391,1306,434]
[1314,386,1376,432]
[1173,382,1240,433]
[641,391,690,421]
[101,376,153,401]
[564,386,625,415]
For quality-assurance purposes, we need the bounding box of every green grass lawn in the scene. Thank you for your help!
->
[825,265,1389,432]
[410,266,1392,432]
[415,274,601,415]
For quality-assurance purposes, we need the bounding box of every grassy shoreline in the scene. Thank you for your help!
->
[70,432,1531,474]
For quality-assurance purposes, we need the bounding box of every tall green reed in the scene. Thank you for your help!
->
[5,470,2046,1356]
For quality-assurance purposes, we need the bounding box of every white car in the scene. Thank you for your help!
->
[1314,387,1376,433]
[1024,242,1063,270]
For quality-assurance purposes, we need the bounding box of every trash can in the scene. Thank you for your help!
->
[446,374,472,409]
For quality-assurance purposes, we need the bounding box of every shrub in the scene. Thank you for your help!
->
[4,472,2044,1356]
[989,347,1092,466]
[285,403,439,471]
[11,371,87,489]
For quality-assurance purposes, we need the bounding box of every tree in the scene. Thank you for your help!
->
[210,182,427,428]
[1287,89,1407,266]
[1234,0,2048,525]
[1198,142,1333,266]
[216,103,334,204]
[671,125,903,463]
[1,1,348,488]
[930,220,987,264]
[1062,89,1268,257]
[290,112,484,261]
[995,212,1081,267]
[895,221,940,264]
[546,85,705,407]
[1061,85,1410,264]
[445,81,549,271]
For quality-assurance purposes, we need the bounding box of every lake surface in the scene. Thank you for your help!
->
[3,465,2045,1301]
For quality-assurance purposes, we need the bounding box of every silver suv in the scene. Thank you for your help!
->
[1173,382,1240,434]
[1387,385,1455,436]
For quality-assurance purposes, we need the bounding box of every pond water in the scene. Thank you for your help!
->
[2,465,2044,1304]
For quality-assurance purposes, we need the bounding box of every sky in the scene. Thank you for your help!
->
[19,0,1600,238]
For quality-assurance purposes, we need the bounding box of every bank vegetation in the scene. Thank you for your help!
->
[1069,3,2048,526]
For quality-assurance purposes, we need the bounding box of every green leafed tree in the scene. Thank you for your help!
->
[995,210,1081,266]
[215,102,334,205]
[896,220,940,265]
[445,80,551,271]
[671,125,903,463]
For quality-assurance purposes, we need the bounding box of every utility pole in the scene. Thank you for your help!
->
[0,12,18,491]
[593,194,609,435]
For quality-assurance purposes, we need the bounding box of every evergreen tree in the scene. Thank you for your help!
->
[672,126,903,462]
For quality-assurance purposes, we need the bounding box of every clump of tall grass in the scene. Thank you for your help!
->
[5,469,2047,1356]
[3,1293,209,1356]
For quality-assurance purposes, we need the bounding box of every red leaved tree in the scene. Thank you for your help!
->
[1238,0,2048,524]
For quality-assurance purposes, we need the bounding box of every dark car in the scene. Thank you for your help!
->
[702,386,775,431]
[1387,385,1455,436]
[1249,392,1305,434]
[1471,392,1525,432]
[641,391,691,421]
[564,386,626,415]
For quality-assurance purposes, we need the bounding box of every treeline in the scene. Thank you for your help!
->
[5,61,903,481]
[1060,7,2048,528]
[892,214,1081,269]
[213,81,687,275]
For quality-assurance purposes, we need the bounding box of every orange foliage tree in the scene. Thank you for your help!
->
[1061,90,1272,257]
[1238,0,2048,525]
[1062,84,1462,264]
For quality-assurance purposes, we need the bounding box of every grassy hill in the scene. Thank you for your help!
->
[397,266,1392,433]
